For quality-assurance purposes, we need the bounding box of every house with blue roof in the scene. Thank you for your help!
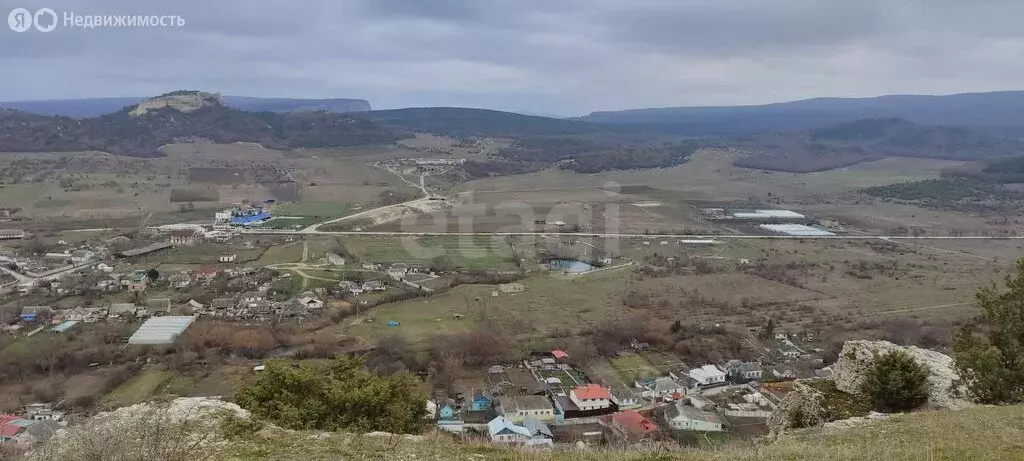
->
[20,306,52,323]
[469,391,493,412]
[487,416,553,445]
[439,404,458,420]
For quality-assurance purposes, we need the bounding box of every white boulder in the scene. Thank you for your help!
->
[832,340,973,410]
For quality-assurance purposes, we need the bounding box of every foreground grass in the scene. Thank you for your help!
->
[218,405,1024,461]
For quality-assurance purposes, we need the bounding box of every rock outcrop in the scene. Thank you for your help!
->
[767,381,828,434]
[129,91,223,117]
[832,340,973,410]
[29,397,250,460]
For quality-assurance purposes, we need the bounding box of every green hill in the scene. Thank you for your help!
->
[0,91,404,157]
[734,118,1024,172]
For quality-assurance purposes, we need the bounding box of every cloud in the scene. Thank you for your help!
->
[0,0,1023,115]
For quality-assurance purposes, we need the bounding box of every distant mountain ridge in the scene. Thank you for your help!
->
[0,91,401,156]
[361,107,616,138]
[731,117,1024,172]
[577,91,1024,136]
[0,95,371,118]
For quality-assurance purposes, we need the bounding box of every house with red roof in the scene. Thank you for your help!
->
[0,414,59,447]
[569,384,611,411]
[551,349,569,360]
[609,410,659,441]
[198,267,219,281]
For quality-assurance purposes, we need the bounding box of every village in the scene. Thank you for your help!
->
[0,189,960,452]
[418,325,831,448]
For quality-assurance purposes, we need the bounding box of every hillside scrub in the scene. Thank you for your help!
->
[234,357,426,433]
[952,259,1024,404]
[859,350,930,412]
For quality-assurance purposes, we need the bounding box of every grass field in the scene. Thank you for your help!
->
[254,242,304,265]
[275,201,356,218]
[261,217,320,230]
[102,368,171,409]
[608,352,661,382]
[342,235,517,270]
[345,269,631,347]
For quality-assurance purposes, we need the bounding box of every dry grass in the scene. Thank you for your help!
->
[213,405,1024,461]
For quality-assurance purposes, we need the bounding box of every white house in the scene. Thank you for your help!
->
[569,384,611,411]
[664,404,724,432]
[636,376,689,399]
[610,387,641,410]
[95,262,114,273]
[487,416,530,443]
[241,292,265,305]
[730,362,763,381]
[214,209,233,223]
[688,364,727,386]
[498,395,555,422]
[219,254,237,263]
[70,249,96,265]
[296,296,324,309]
[487,416,552,446]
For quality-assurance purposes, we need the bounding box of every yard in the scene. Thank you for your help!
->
[608,353,661,383]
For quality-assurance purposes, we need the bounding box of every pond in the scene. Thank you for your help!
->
[548,259,597,273]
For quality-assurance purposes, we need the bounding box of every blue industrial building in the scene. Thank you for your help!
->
[230,208,271,226]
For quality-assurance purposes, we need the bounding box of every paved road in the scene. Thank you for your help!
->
[299,197,431,233]
[244,228,1024,240]
[0,260,98,286]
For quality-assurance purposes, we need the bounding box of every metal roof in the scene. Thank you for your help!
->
[754,209,805,218]
[51,320,79,333]
[128,316,197,345]
[759,224,836,236]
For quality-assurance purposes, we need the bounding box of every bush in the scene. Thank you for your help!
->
[234,357,425,433]
[860,350,930,412]
[952,259,1024,404]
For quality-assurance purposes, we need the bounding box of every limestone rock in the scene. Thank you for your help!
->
[821,411,891,430]
[767,381,828,434]
[30,397,249,459]
[832,340,973,410]
[129,91,223,117]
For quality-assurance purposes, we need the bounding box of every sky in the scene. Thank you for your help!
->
[2,0,1024,116]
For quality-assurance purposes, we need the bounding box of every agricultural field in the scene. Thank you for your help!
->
[344,269,632,347]
[340,235,518,270]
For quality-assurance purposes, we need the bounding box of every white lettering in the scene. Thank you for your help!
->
[148,15,159,26]
[175,16,185,27]
[112,15,126,27]
[62,11,74,27]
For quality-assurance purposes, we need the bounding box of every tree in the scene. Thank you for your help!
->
[235,357,425,433]
[951,259,1024,404]
[859,350,930,412]
[759,317,776,340]
[429,255,456,273]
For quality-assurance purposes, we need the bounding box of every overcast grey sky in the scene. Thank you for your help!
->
[2,0,1023,115]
